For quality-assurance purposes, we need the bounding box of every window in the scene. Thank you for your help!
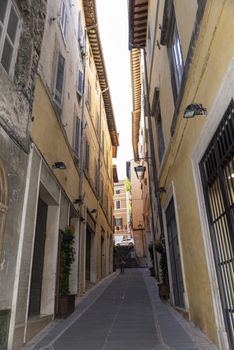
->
[54,51,65,106]
[100,179,104,204]
[115,217,122,227]
[102,130,104,151]
[147,23,152,63]
[85,140,90,173]
[87,80,91,111]
[169,20,184,100]
[89,48,92,71]
[94,160,99,192]
[104,193,108,213]
[0,0,20,75]
[116,200,120,209]
[77,69,83,96]
[106,150,109,169]
[95,74,99,93]
[152,88,165,163]
[59,0,67,39]
[160,0,184,102]
[116,190,120,194]
[200,101,234,347]
[96,111,100,137]
[73,117,80,159]
[77,10,84,48]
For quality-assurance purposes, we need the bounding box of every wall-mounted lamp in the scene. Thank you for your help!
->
[156,187,166,193]
[74,198,83,205]
[184,104,207,119]
[74,194,85,205]
[52,162,66,169]
[134,165,146,181]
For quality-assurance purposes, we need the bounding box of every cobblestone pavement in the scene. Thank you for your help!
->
[23,269,218,350]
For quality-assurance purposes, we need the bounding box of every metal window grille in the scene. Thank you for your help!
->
[200,100,234,348]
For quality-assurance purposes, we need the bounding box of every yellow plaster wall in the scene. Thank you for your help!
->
[32,77,79,201]
[174,0,198,60]
[148,0,234,345]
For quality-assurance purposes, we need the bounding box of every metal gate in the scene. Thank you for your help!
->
[166,198,185,308]
[200,100,234,348]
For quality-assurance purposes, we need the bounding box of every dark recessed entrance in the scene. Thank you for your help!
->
[28,197,48,317]
[166,198,184,308]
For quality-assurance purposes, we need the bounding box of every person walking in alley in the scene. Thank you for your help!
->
[120,256,126,273]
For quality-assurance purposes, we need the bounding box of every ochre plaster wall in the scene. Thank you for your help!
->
[32,77,80,202]
[147,0,234,345]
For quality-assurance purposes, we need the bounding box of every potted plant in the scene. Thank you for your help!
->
[148,242,155,276]
[155,239,170,299]
[58,225,76,317]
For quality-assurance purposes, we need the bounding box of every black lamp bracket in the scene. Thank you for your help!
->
[184,104,207,118]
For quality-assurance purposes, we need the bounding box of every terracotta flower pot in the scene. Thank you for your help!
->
[58,294,75,318]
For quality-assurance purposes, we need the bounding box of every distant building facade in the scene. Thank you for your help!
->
[113,180,131,244]
[127,160,147,259]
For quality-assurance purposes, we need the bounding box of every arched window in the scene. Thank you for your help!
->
[0,161,8,256]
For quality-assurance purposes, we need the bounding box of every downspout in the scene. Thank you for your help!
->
[96,89,102,279]
[77,28,87,296]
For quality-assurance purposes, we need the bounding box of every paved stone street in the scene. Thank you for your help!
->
[24,269,218,350]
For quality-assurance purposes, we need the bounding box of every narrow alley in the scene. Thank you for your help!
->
[24,269,217,350]
[1,0,234,349]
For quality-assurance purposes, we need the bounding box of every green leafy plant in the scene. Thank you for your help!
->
[148,242,154,263]
[125,177,131,192]
[60,225,75,296]
[155,239,168,284]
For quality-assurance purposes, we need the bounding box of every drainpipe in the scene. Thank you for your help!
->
[95,88,102,280]
[142,47,165,277]
[77,27,87,296]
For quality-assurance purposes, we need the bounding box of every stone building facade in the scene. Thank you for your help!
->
[0,1,47,349]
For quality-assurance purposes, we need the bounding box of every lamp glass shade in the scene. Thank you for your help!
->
[184,109,195,118]
[52,162,66,169]
[134,165,146,181]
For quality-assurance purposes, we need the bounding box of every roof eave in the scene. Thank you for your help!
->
[83,0,119,154]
